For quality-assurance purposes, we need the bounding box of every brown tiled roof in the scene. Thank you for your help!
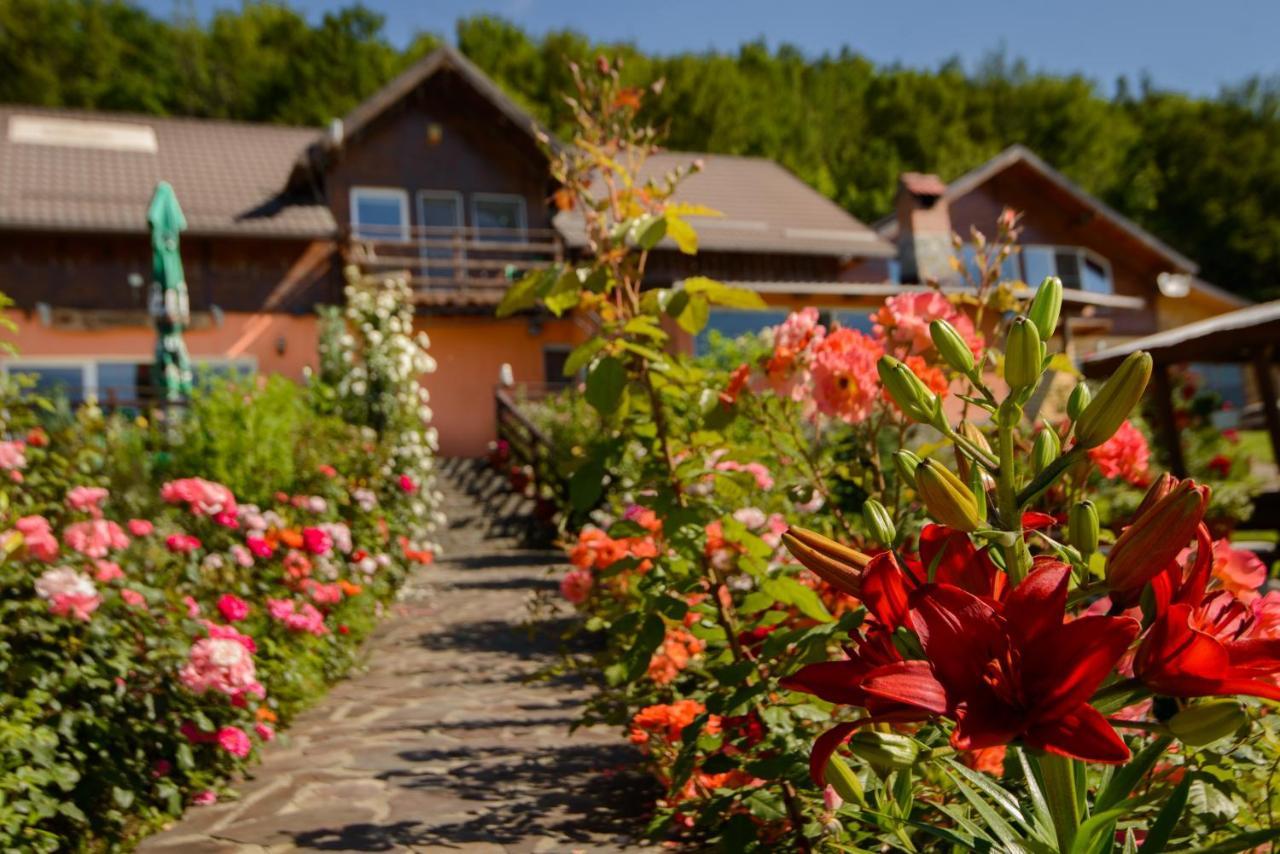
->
[0,106,334,238]
[555,151,894,258]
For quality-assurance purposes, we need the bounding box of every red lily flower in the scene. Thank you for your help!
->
[786,561,1139,781]
[911,524,1004,600]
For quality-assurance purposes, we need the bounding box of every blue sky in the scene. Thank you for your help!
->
[141,0,1278,96]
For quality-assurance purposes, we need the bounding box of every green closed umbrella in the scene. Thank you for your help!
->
[147,181,192,404]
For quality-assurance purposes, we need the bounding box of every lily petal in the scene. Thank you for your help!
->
[1025,703,1131,764]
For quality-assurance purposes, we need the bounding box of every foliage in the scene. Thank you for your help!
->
[2,4,1280,299]
[502,57,1280,851]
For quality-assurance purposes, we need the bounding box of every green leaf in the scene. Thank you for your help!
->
[665,214,698,254]
[623,613,667,682]
[684,276,767,308]
[1183,828,1280,854]
[585,356,627,414]
[636,215,668,250]
[569,460,605,511]
[543,269,584,316]
[496,266,556,317]
[1095,737,1172,812]
[674,293,710,335]
[1137,775,1190,853]
[563,339,605,377]
[759,576,834,623]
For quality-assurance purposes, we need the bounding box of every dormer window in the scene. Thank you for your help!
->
[472,194,527,242]
[350,187,409,240]
[1023,245,1113,294]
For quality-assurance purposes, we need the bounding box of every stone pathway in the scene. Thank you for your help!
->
[140,461,651,853]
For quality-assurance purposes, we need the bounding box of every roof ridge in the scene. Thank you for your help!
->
[0,104,323,134]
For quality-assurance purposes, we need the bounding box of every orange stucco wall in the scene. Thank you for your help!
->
[2,310,320,378]
[418,314,585,457]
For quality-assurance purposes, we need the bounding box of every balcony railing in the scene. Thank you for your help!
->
[343,224,562,306]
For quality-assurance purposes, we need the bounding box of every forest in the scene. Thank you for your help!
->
[3,0,1279,299]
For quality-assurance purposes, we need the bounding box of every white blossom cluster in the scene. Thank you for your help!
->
[334,269,446,551]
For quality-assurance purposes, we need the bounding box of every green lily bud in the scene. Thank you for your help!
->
[1074,351,1153,449]
[894,450,922,488]
[1030,427,1060,475]
[1066,382,1092,421]
[862,499,896,546]
[929,318,974,374]
[1169,700,1247,747]
[915,459,982,532]
[845,731,922,771]
[823,754,865,805]
[1003,316,1042,391]
[954,422,991,484]
[878,355,938,424]
[1027,275,1063,341]
[1068,500,1099,557]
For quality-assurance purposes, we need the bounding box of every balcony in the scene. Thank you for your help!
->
[343,225,563,307]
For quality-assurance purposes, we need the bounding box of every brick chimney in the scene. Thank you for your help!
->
[896,172,953,284]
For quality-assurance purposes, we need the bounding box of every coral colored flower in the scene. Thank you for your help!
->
[25,428,47,447]
[301,526,333,556]
[93,560,124,583]
[120,588,146,608]
[714,459,774,490]
[629,699,720,746]
[560,568,593,604]
[810,328,883,423]
[15,515,59,562]
[63,520,130,558]
[127,519,154,537]
[283,550,312,580]
[305,580,343,606]
[216,726,252,758]
[872,291,981,356]
[161,477,237,518]
[166,533,201,554]
[35,566,100,620]
[1088,420,1151,486]
[648,627,705,685]
[719,363,751,407]
[217,594,250,623]
[66,485,109,516]
[318,464,338,478]
[0,439,26,471]
[962,746,1007,776]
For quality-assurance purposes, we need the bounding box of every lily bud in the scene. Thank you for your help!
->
[878,355,938,424]
[1074,351,1153,448]
[955,422,992,483]
[823,754,864,805]
[1067,382,1091,421]
[1027,275,1063,341]
[915,459,982,532]
[1105,478,1210,599]
[862,499,896,546]
[1068,500,1099,557]
[1168,700,1247,747]
[782,527,870,597]
[845,731,921,771]
[1030,427,1060,475]
[929,318,974,374]
[1003,316,1042,390]
[894,450,921,488]
[1133,472,1178,521]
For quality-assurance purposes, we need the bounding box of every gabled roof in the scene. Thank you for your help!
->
[556,151,895,258]
[1083,299,1280,375]
[0,106,333,238]
[877,144,1199,274]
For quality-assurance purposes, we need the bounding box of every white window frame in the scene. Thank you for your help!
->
[416,190,465,279]
[1022,244,1114,294]
[471,192,527,239]
[349,186,410,241]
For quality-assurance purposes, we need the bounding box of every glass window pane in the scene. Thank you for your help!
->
[97,362,146,403]
[13,365,85,401]
[1081,256,1112,294]
[418,194,462,279]
[831,310,874,333]
[1054,249,1083,289]
[1001,251,1022,283]
[1023,247,1055,286]
[352,191,406,239]
[474,196,525,241]
[696,309,788,355]
[419,195,460,228]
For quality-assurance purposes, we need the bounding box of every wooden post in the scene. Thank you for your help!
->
[1150,362,1187,478]
[1252,346,1280,468]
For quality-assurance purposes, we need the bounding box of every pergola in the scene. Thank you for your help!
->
[1081,301,1280,479]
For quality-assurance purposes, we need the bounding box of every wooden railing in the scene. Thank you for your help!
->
[494,385,570,510]
[344,224,563,305]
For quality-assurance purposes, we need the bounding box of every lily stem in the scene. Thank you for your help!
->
[1038,753,1080,851]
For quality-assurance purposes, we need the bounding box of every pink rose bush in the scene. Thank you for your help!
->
[34,566,100,620]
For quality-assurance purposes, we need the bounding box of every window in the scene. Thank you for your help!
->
[417,190,463,279]
[542,346,574,387]
[696,308,789,356]
[3,358,256,405]
[830,310,874,333]
[350,187,409,240]
[472,193,527,241]
[1022,245,1113,294]
[960,245,1023,284]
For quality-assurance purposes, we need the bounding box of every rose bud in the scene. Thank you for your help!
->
[1068,500,1099,557]
[915,459,982,532]
[878,355,939,425]
[1074,351,1153,448]
[929,318,974,374]
[1168,700,1248,747]
[845,731,922,771]
[782,527,870,597]
[1030,427,1060,475]
[861,499,896,546]
[894,450,922,488]
[1003,316,1043,391]
[1027,275,1063,341]
[1105,478,1209,599]
[1066,382,1092,422]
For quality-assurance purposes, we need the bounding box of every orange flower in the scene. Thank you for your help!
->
[277,528,304,550]
[283,550,312,581]
[338,579,363,596]
[256,707,277,723]
[648,627,705,685]
[629,699,720,746]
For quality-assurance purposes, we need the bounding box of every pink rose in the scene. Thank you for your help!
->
[191,790,218,806]
[179,635,259,698]
[246,537,273,558]
[216,594,250,623]
[166,533,201,554]
[254,723,275,742]
[93,560,124,583]
[161,477,237,518]
[34,567,100,620]
[127,519,154,537]
[63,520,130,558]
[15,516,59,562]
[559,569,593,605]
[183,595,201,618]
[216,726,252,758]
[398,474,416,493]
[66,485,109,516]
[120,588,146,608]
[301,526,333,556]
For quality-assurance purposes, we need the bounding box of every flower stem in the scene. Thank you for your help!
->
[1038,752,1080,851]
[996,402,1028,585]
